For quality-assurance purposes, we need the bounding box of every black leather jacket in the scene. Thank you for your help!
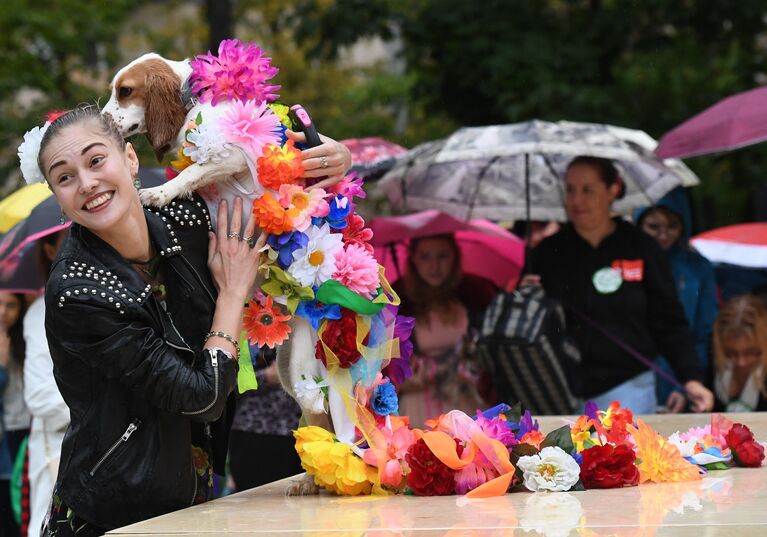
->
[44,196,238,530]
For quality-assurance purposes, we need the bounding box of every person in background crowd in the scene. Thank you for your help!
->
[394,234,495,428]
[636,188,718,413]
[228,347,302,491]
[712,295,767,412]
[23,230,68,537]
[525,156,714,415]
[0,291,27,537]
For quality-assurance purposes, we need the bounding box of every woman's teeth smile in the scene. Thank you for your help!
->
[84,192,114,211]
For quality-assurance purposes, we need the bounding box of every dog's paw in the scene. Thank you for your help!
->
[139,186,175,207]
[285,473,320,496]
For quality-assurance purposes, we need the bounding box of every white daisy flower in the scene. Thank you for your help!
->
[517,446,581,492]
[288,223,344,287]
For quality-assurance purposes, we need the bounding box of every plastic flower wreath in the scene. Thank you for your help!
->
[243,296,292,348]
[261,265,314,314]
[257,140,304,190]
[189,38,281,106]
[288,223,344,287]
[219,99,282,161]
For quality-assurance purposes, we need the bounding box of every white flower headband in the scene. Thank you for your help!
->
[17,122,51,185]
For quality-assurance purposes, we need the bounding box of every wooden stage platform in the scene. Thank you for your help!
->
[106,413,767,536]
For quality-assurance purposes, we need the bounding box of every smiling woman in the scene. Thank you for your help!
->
[20,105,266,536]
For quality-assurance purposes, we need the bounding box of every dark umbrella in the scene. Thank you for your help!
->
[0,168,165,292]
[340,137,407,181]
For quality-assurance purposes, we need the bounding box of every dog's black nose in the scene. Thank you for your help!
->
[128,123,139,132]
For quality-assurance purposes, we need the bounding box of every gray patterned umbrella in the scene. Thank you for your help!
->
[375,120,699,222]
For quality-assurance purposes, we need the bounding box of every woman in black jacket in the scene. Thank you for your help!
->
[28,105,349,534]
[525,156,714,415]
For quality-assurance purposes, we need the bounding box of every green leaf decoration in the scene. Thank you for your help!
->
[541,425,575,453]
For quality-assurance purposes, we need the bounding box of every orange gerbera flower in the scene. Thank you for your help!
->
[252,191,294,234]
[627,419,702,484]
[243,296,292,348]
[257,140,304,190]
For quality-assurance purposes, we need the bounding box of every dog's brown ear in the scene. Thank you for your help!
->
[144,68,187,161]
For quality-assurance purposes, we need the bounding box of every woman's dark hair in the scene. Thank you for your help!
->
[37,104,125,180]
[566,156,626,199]
[402,234,463,324]
[5,293,27,369]
[36,229,66,281]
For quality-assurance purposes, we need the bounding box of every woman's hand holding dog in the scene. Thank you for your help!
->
[286,130,353,191]
[205,197,264,358]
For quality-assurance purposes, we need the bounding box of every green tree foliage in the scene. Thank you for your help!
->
[0,0,148,195]
[293,0,767,227]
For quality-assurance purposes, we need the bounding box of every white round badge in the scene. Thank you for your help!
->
[592,267,623,294]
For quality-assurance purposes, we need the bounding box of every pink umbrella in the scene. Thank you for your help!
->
[340,137,407,179]
[369,210,524,289]
[656,86,767,159]
[691,223,767,268]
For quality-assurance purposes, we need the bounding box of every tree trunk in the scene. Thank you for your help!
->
[206,0,233,52]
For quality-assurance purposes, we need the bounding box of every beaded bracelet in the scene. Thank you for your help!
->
[204,330,240,357]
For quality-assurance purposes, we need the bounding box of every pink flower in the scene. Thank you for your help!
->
[189,39,281,106]
[278,185,329,231]
[474,412,517,447]
[333,243,380,295]
[329,171,366,208]
[362,423,415,488]
[218,100,282,161]
[455,461,500,495]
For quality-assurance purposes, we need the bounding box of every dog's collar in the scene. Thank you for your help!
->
[180,78,196,111]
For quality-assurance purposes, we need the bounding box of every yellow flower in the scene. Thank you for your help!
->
[628,419,702,484]
[269,102,292,128]
[170,146,194,172]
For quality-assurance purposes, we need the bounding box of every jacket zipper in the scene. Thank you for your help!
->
[181,352,219,416]
[89,420,141,476]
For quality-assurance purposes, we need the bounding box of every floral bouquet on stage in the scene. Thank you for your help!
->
[294,399,765,497]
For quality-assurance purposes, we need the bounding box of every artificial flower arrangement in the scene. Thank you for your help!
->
[155,39,766,499]
[164,39,419,464]
[294,400,765,498]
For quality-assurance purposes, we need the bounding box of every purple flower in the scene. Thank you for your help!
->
[474,412,518,447]
[267,231,308,268]
[584,400,600,421]
[381,306,415,387]
[295,299,341,330]
[329,172,366,209]
[513,410,540,439]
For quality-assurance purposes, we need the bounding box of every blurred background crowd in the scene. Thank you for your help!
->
[2,1,767,536]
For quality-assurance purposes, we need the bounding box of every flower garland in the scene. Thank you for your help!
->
[295,400,765,497]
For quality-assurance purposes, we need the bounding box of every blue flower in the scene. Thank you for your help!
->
[371,381,399,416]
[267,231,308,268]
[326,195,351,229]
[295,299,341,330]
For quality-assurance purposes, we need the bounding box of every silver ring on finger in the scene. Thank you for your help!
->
[227,232,242,240]
[320,156,329,169]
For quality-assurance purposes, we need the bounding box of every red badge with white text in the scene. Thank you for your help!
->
[611,259,644,282]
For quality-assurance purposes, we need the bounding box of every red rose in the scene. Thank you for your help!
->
[405,438,460,496]
[315,308,366,369]
[726,423,765,468]
[580,444,639,489]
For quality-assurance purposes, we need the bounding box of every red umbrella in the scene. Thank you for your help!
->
[691,223,767,268]
[369,210,524,289]
[340,137,407,180]
[656,86,767,159]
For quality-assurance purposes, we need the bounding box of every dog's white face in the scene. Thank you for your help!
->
[103,53,169,136]
[104,53,192,161]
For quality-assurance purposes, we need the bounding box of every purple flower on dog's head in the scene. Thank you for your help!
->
[190,39,281,105]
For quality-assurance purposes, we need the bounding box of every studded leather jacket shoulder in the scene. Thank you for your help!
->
[44,196,238,530]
